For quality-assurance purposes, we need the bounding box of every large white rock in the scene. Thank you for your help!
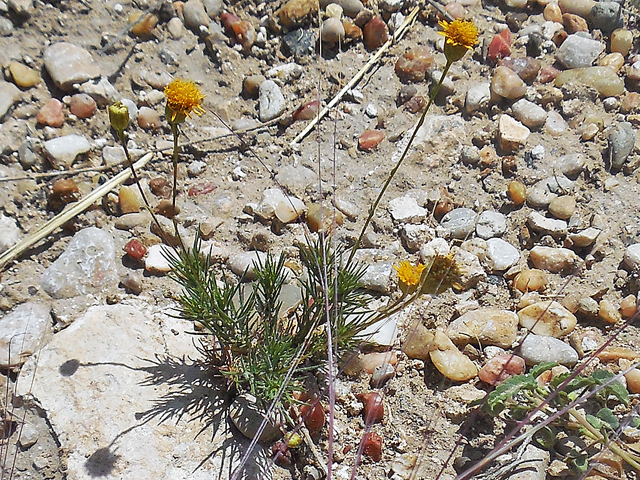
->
[43,42,101,92]
[43,134,92,167]
[17,303,267,480]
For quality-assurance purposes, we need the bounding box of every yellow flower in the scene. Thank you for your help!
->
[438,19,479,63]
[164,79,206,124]
[395,261,426,287]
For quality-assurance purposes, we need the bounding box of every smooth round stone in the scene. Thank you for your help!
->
[513,269,548,292]
[491,66,526,100]
[609,122,636,170]
[326,3,342,18]
[43,134,91,167]
[508,181,526,205]
[43,42,101,92]
[555,34,605,69]
[114,212,151,230]
[465,82,491,114]
[555,66,624,97]
[118,186,141,214]
[275,197,306,223]
[227,251,267,280]
[558,0,596,18]
[446,308,519,348]
[553,153,585,177]
[429,330,478,382]
[499,57,541,84]
[621,295,637,319]
[144,244,172,274]
[167,17,183,39]
[0,17,13,36]
[321,17,345,43]
[401,322,433,361]
[588,1,621,34]
[544,110,567,136]
[577,297,599,316]
[486,238,520,271]
[68,93,96,118]
[143,71,173,90]
[520,334,579,366]
[0,214,22,254]
[183,0,209,30]
[599,299,621,324]
[518,301,577,338]
[548,195,575,220]
[526,176,574,207]
[600,52,624,72]
[511,98,547,129]
[611,29,633,56]
[440,208,477,239]
[624,243,640,270]
[138,106,161,129]
[395,47,434,83]
[529,246,577,273]
[9,61,40,88]
[37,98,64,127]
[476,211,506,239]
[339,0,364,17]
[543,3,562,22]
[259,80,286,122]
[479,354,526,386]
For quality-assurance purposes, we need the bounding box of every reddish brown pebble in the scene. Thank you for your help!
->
[221,12,256,50]
[343,19,361,39]
[562,13,588,33]
[478,354,526,386]
[154,199,180,218]
[358,130,385,151]
[621,92,640,113]
[69,94,97,119]
[395,47,435,83]
[498,57,541,84]
[124,238,147,260]
[188,182,217,196]
[553,30,567,46]
[49,178,79,210]
[362,432,382,462]
[538,65,560,83]
[292,100,319,121]
[299,399,325,432]
[149,177,172,198]
[357,392,384,424]
[37,98,64,127]
[404,94,426,113]
[363,16,387,51]
[487,28,511,64]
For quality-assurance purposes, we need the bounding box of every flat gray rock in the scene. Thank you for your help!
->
[555,34,604,69]
[43,134,91,168]
[258,80,286,122]
[519,334,578,366]
[0,302,51,368]
[43,42,101,92]
[0,81,20,118]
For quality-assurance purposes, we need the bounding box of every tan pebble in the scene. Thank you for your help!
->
[49,178,80,210]
[598,299,621,324]
[543,3,562,22]
[306,203,343,233]
[9,62,40,88]
[529,246,577,273]
[429,330,478,382]
[68,93,96,118]
[581,122,600,140]
[507,180,526,205]
[548,195,575,219]
[624,364,640,394]
[446,308,519,348]
[599,52,624,72]
[274,198,306,223]
[131,12,158,36]
[401,322,434,361]
[360,351,398,374]
[342,19,361,39]
[138,106,161,130]
[118,186,141,214]
[611,28,633,57]
[243,75,265,98]
[478,354,525,385]
[621,92,640,114]
[37,98,64,127]
[562,13,588,33]
[443,2,465,19]
[518,291,542,309]
[513,268,548,292]
[395,47,435,83]
[597,347,639,362]
[518,301,577,338]
[620,294,637,319]
[325,3,342,19]
[491,66,527,100]
[154,199,180,218]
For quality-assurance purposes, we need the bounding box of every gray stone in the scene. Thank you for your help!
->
[476,211,507,239]
[333,197,360,220]
[77,76,119,107]
[360,262,392,293]
[43,134,91,167]
[18,422,39,448]
[0,302,51,368]
[486,238,520,271]
[520,334,578,366]
[624,243,640,270]
[527,211,568,237]
[40,227,118,299]
[338,0,364,17]
[588,2,621,34]
[43,43,101,92]
[202,0,222,18]
[553,153,585,177]
[555,34,604,69]
[609,122,635,170]
[465,83,491,114]
[511,99,547,129]
[258,80,286,122]
[275,165,316,196]
[0,16,13,36]
[526,176,574,208]
[440,208,477,239]
[0,81,20,118]
[0,213,21,254]
[401,224,435,252]
[7,0,32,16]
[389,196,427,224]
[228,251,267,280]
[510,445,550,480]
[183,0,209,31]
[17,304,267,480]
[282,28,315,57]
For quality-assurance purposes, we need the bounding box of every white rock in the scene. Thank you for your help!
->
[475,211,507,239]
[401,224,435,252]
[486,238,520,271]
[510,445,550,480]
[529,246,577,273]
[358,314,398,347]
[17,304,266,480]
[144,244,173,274]
[527,211,568,237]
[465,83,491,114]
[545,110,568,136]
[498,114,530,152]
[254,188,287,221]
[266,63,303,83]
[446,308,519,348]
[0,214,21,254]
[388,196,427,224]
[227,251,267,280]
[624,243,640,270]
[0,302,51,368]
[555,34,605,69]
[77,76,119,106]
[511,98,547,129]
[454,248,487,289]
[43,134,91,167]
[43,42,101,92]
[527,176,575,208]
[518,301,577,338]
[275,197,306,223]
[258,80,286,122]
[553,153,585,177]
[182,0,209,30]
[568,227,601,248]
[420,238,450,264]
[360,262,393,293]
[0,81,20,118]
[439,208,477,239]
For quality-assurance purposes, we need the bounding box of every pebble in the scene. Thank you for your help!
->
[229,394,283,443]
[275,197,306,223]
[439,208,477,239]
[118,186,141,214]
[203,0,222,17]
[486,238,520,271]
[401,224,434,252]
[243,74,265,98]
[558,0,595,18]
[529,246,577,273]
[187,160,206,176]
[475,211,506,239]
[144,244,173,274]
[36,98,64,127]
[43,134,91,167]
[0,17,13,36]
[282,28,315,56]
[333,197,359,220]
[0,302,51,368]
[338,0,364,17]
[600,52,624,72]
[491,66,526,100]
[544,110,567,136]
[487,28,511,64]
[401,322,433,361]
[478,354,526,386]
[508,181,526,205]
[588,1,621,34]
[267,63,303,83]
[259,80,286,122]
[121,271,143,294]
[167,17,183,39]
[359,315,398,346]
[363,16,387,50]
[498,57,541,84]
[371,363,395,388]
[43,42,101,91]
[543,3,562,22]
[553,153,585,177]
[9,61,40,88]
[621,92,640,113]
[568,227,600,247]
[358,129,385,151]
[446,308,519,348]
[0,214,21,254]
[548,195,575,220]
[325,3,342,19]
[611,28,633,57]
[555,66,624,97]
[454,248,487,289]
[8,0,32,17]
[114,212,151,230]
[130,12,158,36]
[555,34,604,69]
[526,176,574,208]
[519,334,579,366]
[18,422,39,448]
[513,269,548,292]
[599,299,621,324]
[68,93,96,118]
[227,251,267,280]
[143,71,172,90]
[621,295,637,319]
[498,114,530,152]
[182,0,208,31]
[49,179,80,211]
[577,297,599,316]
[429,330,478,382]
[395,47,434,83]
[360,262,392,293]
[279,0,315,27]
[138,106,161,130]
[321,17,344,44]
[465,82,491,114]
[562,13,588,33]
[518,301,577,338]
[40,227,118,298]
[511,99,547,129]
[608,122,636,170]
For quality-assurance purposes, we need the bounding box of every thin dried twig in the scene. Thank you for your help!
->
[0,152,154,271]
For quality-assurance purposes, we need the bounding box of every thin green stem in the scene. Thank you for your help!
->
[348,58,454,264]
[170,121,182,242]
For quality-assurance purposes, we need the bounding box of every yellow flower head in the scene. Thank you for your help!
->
[164,79,206,124]
[395,261,426,288]
[438,19,478,63]
[422,254,464,294]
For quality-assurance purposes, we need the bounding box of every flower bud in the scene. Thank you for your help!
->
[108,101,130,136]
